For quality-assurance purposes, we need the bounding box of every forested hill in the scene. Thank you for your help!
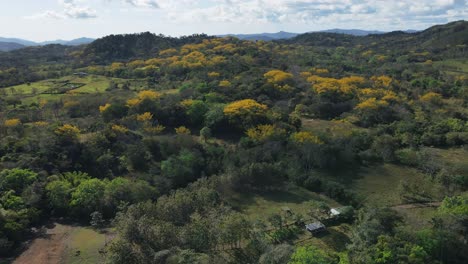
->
[285,20,468,55]
[0,42,25,52]
[81,32,213,63]
[0,19,468,264]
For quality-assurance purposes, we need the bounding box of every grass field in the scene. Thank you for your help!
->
[11,223,112,264]
[2,75,150,105]
[227,185,341,221]
[62,227,110,264]
[433,59,468,75]
[352,163,437,207]
[421,147,468,174]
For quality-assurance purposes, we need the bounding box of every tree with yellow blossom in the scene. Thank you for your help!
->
[55,124,81,139]
[175,126,191,135]
[224,99,269,129]
[291,131,323,144]
[264,70,294,92]
[246,124,286,142]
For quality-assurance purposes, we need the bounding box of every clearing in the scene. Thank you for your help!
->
[12,223,112,264]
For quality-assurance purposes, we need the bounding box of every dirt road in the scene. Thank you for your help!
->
[13,224,72,264]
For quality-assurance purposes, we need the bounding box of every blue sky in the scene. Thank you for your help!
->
[1,0,467,41]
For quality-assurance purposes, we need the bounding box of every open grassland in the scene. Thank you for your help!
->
[2,75,149,105]
[227,185,341,221]
[352,163,440,207]
[433,59,468,74]
[11,223,111,264]
[295,224,352,253]
[62,227,111,264]
[421,147,468,174]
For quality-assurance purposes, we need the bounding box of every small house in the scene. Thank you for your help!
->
[73,72,88,77]
[305,222,326,234]
[329,206,354,219]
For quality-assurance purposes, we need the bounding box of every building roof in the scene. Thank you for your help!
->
[330,208,341,216]
[305,222,325,231]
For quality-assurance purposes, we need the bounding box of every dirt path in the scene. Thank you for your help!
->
[391,201,442,209]
[13,224,72,264]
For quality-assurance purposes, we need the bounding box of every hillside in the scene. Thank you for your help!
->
[0,20,467,264]
[0,41,25,52]
[285,20,468,53]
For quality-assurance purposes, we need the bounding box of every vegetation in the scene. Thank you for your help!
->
[0,20,467,263]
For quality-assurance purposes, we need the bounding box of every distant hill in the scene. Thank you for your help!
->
[0,42,25,52]
[39,37,95,46]
[82,32,212,63]
[0,37,37,46]
[320,29,386,36]
[218,31,299,41]
[219,29,419,41]
[283,20,468,55]
[0,37,95,50]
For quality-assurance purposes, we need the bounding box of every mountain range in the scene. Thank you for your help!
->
[218,29,419,41]
[0,37,95,52]
[0,28,422,52]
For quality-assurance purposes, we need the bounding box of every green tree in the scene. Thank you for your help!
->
[161,149,204,188]
[46,180,73,213]
[70,179,107,217]
[0,169,37,192]
[288,246,334,264]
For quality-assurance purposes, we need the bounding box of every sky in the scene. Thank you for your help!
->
[0,0,467,41]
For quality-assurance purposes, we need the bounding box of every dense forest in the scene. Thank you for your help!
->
[0,20,467,264]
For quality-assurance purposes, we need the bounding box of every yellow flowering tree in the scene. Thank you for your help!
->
[175,126,191,135]
[55,124,80,139]
[219,80,232,87]
[246,124,286,142]
[145,125,165,135]
[291,131,323,144]
[126,90,161,107]
[371,75,393,88]
[4,119,21,127]
[136,112,153,122]
[224,99,269,129]
[264,70,294,92]
[111,124,129,134]
[355,98,389,110]
[420,92,442,105]
[99,103,111,113]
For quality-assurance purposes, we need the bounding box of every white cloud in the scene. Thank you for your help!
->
[26,0,97,20]
[25,0,468,31]
[125,0,160,8]
[156,0,468,30]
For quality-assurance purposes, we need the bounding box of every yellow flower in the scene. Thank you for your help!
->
[137,90,161,100]
[208,72,220,78]
[291,131,323,144]
[219,80,231,87]
[111,124,128,133]
[99,103,111,113]
[175,126,191,135]
[55,124,80,138]
[264,70,293,84]
[126,98,140,108]
[224,99,268,116]
[4,119,21,127]
[144,125,165,134]
[180,99,194,108]
[355,98,389,110]
[420,92,442,104]
[136,112,153,122]
[33,121,49,127]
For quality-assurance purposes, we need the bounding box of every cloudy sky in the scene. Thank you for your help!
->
[1,0,467,41]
